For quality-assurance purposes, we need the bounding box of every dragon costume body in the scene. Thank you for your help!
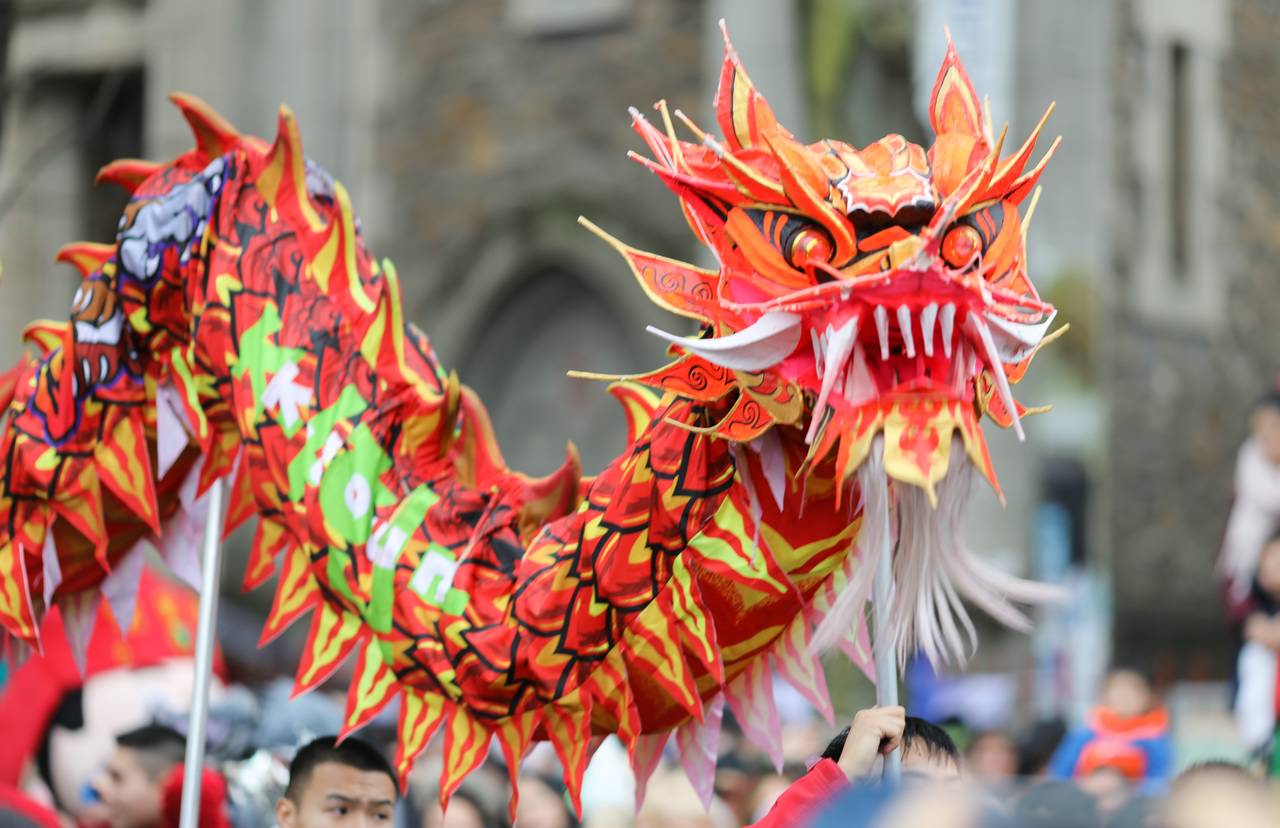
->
[0,28,1060,815]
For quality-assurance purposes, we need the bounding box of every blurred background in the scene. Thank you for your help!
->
[0,0,1275,824]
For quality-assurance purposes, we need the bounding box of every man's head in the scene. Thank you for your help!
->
[276,736,398,828]
[822,714,961,782]
[898,717,962,781]
[93,724,186,828]
[964,730,1018,781]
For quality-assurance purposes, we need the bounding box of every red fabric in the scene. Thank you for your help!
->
[160,765,231,828]
[1075,706,1170,780]
[1076,739,1148,780]
[1222,575,1260,626]
[1086,705,1169,741]
[0,567,225,784]
[749,758,849,828]
[0,783,60,827]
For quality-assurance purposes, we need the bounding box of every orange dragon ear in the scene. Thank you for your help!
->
[714,20,791,152]
[927,35,990,198]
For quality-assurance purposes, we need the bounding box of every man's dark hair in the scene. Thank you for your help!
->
[115,724,186,778]
[285,736,399,802]
[819,715,960,766]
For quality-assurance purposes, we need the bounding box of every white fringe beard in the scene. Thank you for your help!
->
[811,436,1062,668]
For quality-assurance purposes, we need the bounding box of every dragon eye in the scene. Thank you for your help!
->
[785,226,835,269]
[941,225,982,270]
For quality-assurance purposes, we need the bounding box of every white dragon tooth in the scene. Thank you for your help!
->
[805,318,858,445]
[940,303,956,359]
[845,343,877,407]
[874,305,890,361]
[920,303,938,358]
[811,329,824,379]
[950,340,966,393]
[897,305,915,359]
[969,316,1025,441]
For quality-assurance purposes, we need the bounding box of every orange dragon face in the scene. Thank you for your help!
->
[583,26,1060,503]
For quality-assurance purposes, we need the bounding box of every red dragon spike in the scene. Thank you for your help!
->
[54,242,114,277]
[714,19,790,153]
[168,92,241,159]
[928,35,992,197]
[259,105,327,234]
[338,644,399,742]
[978,101,1056,203]
[95,158,164,193]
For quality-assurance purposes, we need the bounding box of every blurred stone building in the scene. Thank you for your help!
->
[0,0,1265,696]
[1106,0,1275,677]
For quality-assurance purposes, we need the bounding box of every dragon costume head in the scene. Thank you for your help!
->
[587,25,1059,504]
[582,26,1063,665]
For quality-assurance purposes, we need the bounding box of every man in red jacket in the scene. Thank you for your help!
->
[750,706,961,828]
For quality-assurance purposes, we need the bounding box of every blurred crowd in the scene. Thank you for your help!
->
[1,659,1278,827]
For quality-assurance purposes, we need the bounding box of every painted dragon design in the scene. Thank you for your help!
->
[0,28,1060,816]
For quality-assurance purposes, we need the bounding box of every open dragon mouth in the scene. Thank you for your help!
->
[814,301,966,401]
[648,263,1056,502]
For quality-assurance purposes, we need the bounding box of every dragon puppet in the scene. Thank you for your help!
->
[0,25,1060,816]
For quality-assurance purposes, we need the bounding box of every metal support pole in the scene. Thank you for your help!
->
[872,477,901,780]
[179,477,226,828]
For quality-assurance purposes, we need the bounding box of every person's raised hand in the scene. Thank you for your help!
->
[837,705,906,781]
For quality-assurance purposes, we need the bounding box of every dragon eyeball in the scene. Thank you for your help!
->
[941,224,982,270]
[785,226,835,269]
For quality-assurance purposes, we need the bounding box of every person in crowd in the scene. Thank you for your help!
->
[1016,719,1067,778]
[1047,668,1173,793]
[275,736,398,828]
[1014,780,1101,828]
[415,763,509,828]
[1075,765,1132,817]
[513,774,576,828]
[92,725,186,828]
[634,766,736,828]
[1233,531,1280,768]
[964,731,1019,788]
[1220,388,1280,604]
[1161,760,1275,828]
[1107,795,1157,828]
[747,705,960,828]
[420,789,501,828]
